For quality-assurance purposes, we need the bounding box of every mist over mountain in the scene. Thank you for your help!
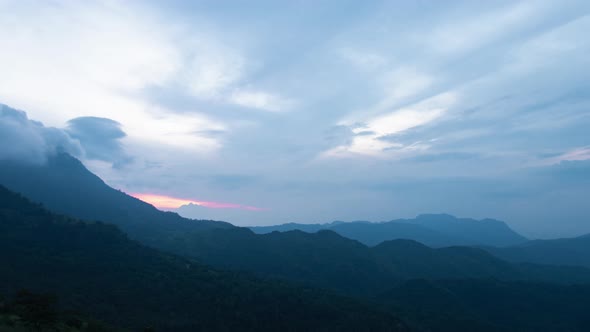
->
[251,214,527,247]
[483,234,590,267]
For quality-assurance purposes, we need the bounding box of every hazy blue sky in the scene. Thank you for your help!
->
[1,0,589,238]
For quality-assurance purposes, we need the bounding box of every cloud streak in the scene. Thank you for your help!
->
[131,193,267,211]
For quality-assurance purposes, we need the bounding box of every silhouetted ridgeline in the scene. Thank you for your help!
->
[250,214,528,247]
[0,153,233,244]
[0,185,410,331]
[2,154,590,293]
[4,154,590,331]
[483,234,590,267]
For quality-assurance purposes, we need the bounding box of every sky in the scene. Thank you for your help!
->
[1,0,589,238]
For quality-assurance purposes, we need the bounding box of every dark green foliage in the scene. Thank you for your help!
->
[0,290,119,332]
[173,228,590,296]
[172,228,393,295]
[0,186,410,332]
[377,279,590,332]
[12,290,58,329]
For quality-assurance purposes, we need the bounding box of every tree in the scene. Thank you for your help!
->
[12,289,58,330]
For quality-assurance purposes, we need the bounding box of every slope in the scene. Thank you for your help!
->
[484,234,590,267]
[0,153,233,247]
[0,185,410,332]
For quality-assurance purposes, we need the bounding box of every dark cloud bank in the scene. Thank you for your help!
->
[0,103,129,167]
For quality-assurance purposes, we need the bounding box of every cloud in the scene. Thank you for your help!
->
[0,0,287,156]
[540,159,590,182]
[2,0,590,237]
[185,45,246,99]
[229,89,294,112]
[544,147,590,165]
[325,92,457,157]
[378,68,434,104]
[404,152,480,163]
[66,117,131,167]
[424,2,539,56]
[0,104,82,164]
[130,193,266,211]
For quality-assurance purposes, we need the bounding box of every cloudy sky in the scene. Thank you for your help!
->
[1,0,589,238]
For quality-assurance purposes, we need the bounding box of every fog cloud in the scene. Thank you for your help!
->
[0,104,82,164]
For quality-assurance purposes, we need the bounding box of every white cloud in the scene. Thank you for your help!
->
[326,92,457,158]
[185,45,246,99]
[359,108,446,137]
[546,147,590,165]
[229,89,294,112]
[377,68,435,107]
[0,0,287,155]
[337,66,435,126]
[124,106,225,151]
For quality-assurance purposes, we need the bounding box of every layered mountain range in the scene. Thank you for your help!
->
[3,153,590,331]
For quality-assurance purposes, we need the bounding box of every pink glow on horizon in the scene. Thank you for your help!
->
[130,193,267,211]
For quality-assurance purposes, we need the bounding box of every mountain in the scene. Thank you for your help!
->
[172,228,590,295]
[0,185,410,332]
[5,185,590,332]
[171,228,393,295]
[484,234,590,267]
[2,154,588,295]
[410,214,528,247]
[0,153,233,248]
[251,214,528,247]
[5,155,590,332]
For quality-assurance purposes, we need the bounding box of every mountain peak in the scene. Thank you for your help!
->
[251,214,526,247]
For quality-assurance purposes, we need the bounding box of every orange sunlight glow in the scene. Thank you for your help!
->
[130,193,266,211]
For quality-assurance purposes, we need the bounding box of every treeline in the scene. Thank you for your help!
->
[0,290,119,332]
[0,186,409,332]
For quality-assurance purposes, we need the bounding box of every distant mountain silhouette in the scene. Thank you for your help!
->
[2,154,588,296]
[484,234,590,267]
[5,154,590,331]
[175,227,590,295]
[0,185,410,332]
[0,153,233,248]
[251,214,527,247]
[5,185,590,332]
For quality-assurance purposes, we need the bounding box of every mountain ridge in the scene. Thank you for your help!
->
[0,153,233,248]
[483,233,590,267]
[250,214,528,247]
[2,153,589,294]
[0,184,411,332]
